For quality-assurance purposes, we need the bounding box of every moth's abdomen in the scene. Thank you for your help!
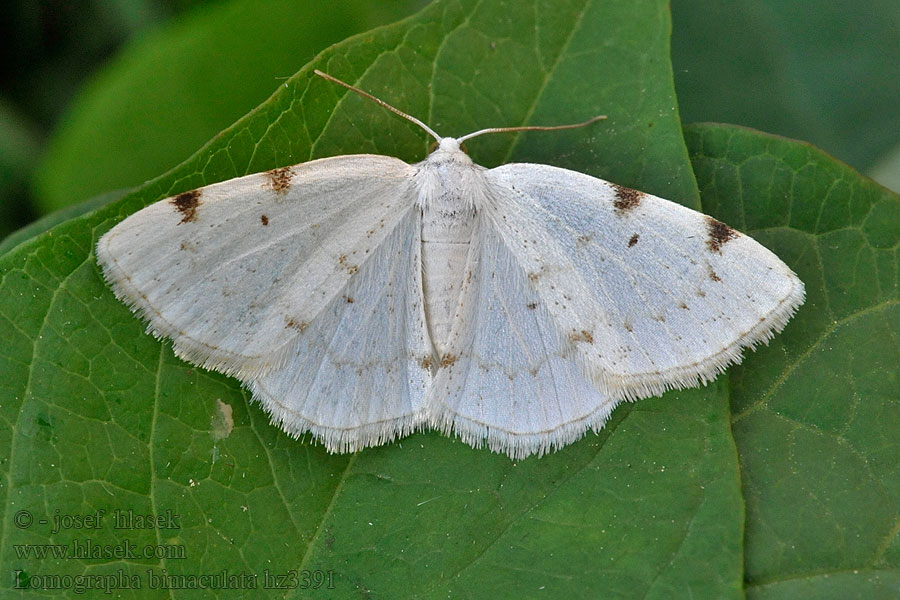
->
[422,205,476,357]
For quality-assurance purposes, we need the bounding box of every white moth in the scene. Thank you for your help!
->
[96,71,805,459]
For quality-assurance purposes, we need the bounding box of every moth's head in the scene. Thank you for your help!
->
[437,137,461,153]
[426,137,472,165]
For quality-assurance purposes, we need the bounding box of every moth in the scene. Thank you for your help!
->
[96,71,804,459]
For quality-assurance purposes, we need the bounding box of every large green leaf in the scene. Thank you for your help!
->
[686,123,900,598]
[2,1,743,598]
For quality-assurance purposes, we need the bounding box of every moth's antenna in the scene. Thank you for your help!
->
[457,115,607,143]
[314,70,442,142]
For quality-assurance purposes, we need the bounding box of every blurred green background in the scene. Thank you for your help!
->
[2,0,899,245]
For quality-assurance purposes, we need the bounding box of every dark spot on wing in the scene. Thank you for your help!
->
[628,233,639,247]
[708,265,722,282]
[526,302,537,310]
[266,166,294,194]
[570,330,594,344]
[422,356,434,370]
[344,296,354,303]
[260,215,269,226]
[612,184,644,213]
[338,254,359,275]
[171,189,202,224]
[706,216,738,252]
[286,318,308,332]
[440,354,458,368]
[527,265,550,283]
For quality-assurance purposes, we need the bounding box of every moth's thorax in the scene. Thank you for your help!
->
[417,137,481,358]
[413,137,487,211]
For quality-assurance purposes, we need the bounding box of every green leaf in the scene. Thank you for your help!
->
[0,189,129,257]
[685,122,900,599]
[2,1,743,597]
[32,0,427,214]
[671,0,900,172]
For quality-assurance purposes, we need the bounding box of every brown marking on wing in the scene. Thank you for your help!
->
[440,354,458,368]
[612,184,644,213]
[260,214,269,226]
[171,189,202,224]
[421,356,434,370]
[338,254,359,275]
[526,302,537,310]
[706,216,738,252]
[570,330,594,344]
[344,296,355,303]
[708,265,722,282]
[628,233,639,247]
[266,166,294,194]
[527,265,550,283]
[285,318,308,332]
